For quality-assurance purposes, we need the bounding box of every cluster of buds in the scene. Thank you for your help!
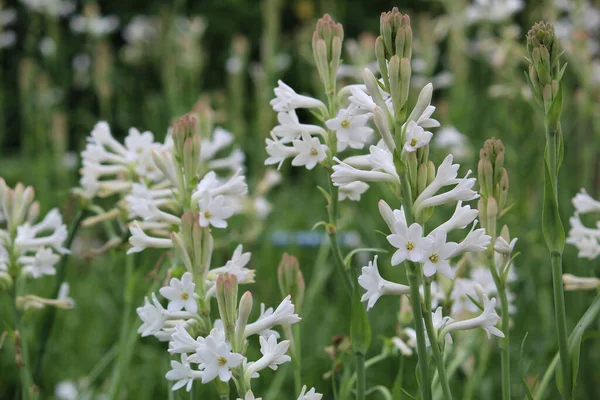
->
[525,22,567,130]
[477,138,509,240]
[375,7,412,119]
[312,14,344,94]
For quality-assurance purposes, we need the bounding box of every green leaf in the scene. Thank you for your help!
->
[311,221,328,231]
[366,385,394,400]
[519,332,535,400]
[350,283,371,355]
[541,160,565,253]
[544,83,563,132]
[316,185,331,203]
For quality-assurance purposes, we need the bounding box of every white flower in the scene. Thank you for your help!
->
[159,272,199,313]
[431,201,478,234]
[387,222,433,265]
[403,121,433,153]
[358,256,410,310]
[169,324,203,354]
[572,189,600,214]
[238,391,262,400]
[422,230,459,279]
[339,182,369,201]
[433,126,472,161]
[331,158,396,186]
[191,327,244,383]
[450,222,491,257]
[137,293,167,337]
[208,245,254,285]
[166,354,201,392]
[291,132,328,170]
[128,221,173,254]
[245,295,301,337]
[54,381,78,400]
[245,335,291,377]
[427,307,453,346]
[466,0,523,23]
[270,80,326,112]
[298,386,323,400]
[444,294,504,339]
[348,86,377,113]
[405,83,440,129]
[378,200,407,235]
[325,107,373,151]
[272,111,326,143]
[494,236,518,256]
[198,195,235,228]
[19,248,60,278]
[265,133,299,169]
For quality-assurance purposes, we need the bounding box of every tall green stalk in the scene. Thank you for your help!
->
[423,281,452,400]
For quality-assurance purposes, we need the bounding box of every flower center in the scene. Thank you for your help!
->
[341,119,350,128]
[310,148,318,156]
[181,292,189,300]
[204,210,212,219]
[218,356,227,366]
[429,253,439,263]
[410,138,418,146]
[406,241,414,251]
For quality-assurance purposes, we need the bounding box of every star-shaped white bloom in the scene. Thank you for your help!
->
[166,354,200,392]
[136,293,167,337]
[403,121,433,152]
[387,222,433,265]
[422,230,459,279]
[291,132,328,170]
[169,324,203,354]
[358,255,410,310]
[572,188,600,214]
[20,248,60,278]
[339,182,369,201]
[191,328,244,383]
[159,272,199,313]
[325,107,373,151]
[198,194,235,228]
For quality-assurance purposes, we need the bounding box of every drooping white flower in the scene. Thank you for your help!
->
[348,86,377,113]
[403,121,433,153]
[431,201,478,235]
[325,107,373,151]
[297,386,323,400]
[207,245,254,286]
[15,224,70,255]
[494,236,518,256]
[190,327,244,383]
[572,188,600,214]
[159,272,199,313]
[169,324,203,354]
[244,295,301,337]
[427,307,453,346]
[291,132,328,170]
[378,200,407,235]
[339,182,369,201]
[127,221,173,254]
[358,256,410,310]
[387,222,433,265]
[332,144,399,186]
[422,230,459,279]
[270,80,327,112]
[443,294,504,339]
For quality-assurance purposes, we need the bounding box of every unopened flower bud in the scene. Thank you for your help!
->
[499,169,509,211]
[417,163,428,196]
[375,36,389,89]
[373,106,395,151]
[172,114,198,163]
[426,160,435,186]
[478,198,488,231]
[235,291,253,352]
[313,14,344,91]
[278,253,305,313]
[216,273,238,341]
[486,197,498,240]
[400,57,411,108]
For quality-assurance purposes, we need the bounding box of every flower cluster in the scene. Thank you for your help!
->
[126,113,315,397]
[0,178,73,309]
[567,188,600,259]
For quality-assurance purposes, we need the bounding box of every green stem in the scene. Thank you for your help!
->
[545,126,571,399]
[34,209,85,384]
[423,281,452,400]
[551,250,570,399]
[489,259,511,400]
[356,352,366,400]
[108,254,138,399]
[406,265,432,400]
[326,180,352,295]
[293,324,302,395]
[13,288,35,400]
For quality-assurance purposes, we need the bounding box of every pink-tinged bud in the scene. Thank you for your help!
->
[277,253,305,313]
[172,114,198,163]
[216,273,238,341]
[313,14,344,91]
